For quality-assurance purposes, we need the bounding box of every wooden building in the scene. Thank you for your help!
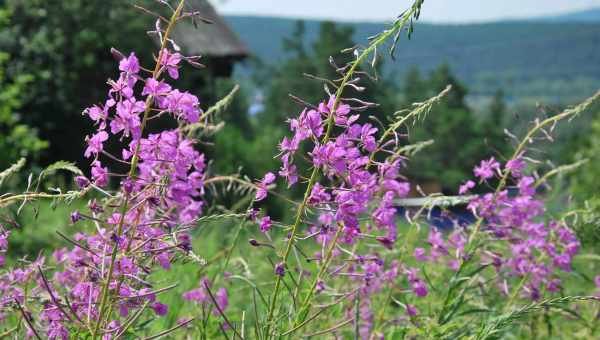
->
[171,0,249,77]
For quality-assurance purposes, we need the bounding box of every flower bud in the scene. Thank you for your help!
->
[274,262,285,277]
[70,211,82,224]
[75,176,90,189]
[110,47,125,61]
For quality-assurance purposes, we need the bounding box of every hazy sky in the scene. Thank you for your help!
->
[209,0,600,23]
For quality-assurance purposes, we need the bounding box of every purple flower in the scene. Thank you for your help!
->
[259,216,272,233]
[75,176,90,189]
[85,104,108,124]
[279,154,298,187]
[165,90,200,123]
[213,287,229,315]
[506,157,526,178]
[308,183,331,205]
[518,176,536,196]
[110,98,145,139]
[47,321,69,340]
[84,131,109,158]
[255,172,276,201]
[109,73,136,98]
[279,136,300,154]
[360,124,378,152]
[119,52,140,74]
[151,302,168,316]
[405,304,418,317]
[305,109,323,137]
[183,288,206,303]
[412,280,428,297]
[248,208,259,221]
[70,211,82,224]
[474,157,500,180]
[159,49,182,79]
[142,78,172,97]
[406,267,428,297]
[459,180,475,194]
[91,161,108,187]
[319,95,356,126]
[376,237,394,250]
[413,248,427,261]
[275,262,285,277]
[0,232,8,251]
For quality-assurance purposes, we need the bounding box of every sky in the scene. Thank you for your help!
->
[209,0,600,23]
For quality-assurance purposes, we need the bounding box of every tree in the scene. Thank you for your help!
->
[403,66,427,104]
[0,0,151,168]
[260,20,391,127]
[0,48,47,174]
[405,64,500,191]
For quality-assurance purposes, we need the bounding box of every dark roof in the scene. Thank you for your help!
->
[171,0,249,59]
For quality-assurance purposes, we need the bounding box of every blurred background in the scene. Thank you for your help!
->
[1,0,600,223]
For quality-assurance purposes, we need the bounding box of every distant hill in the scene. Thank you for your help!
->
[538,8,600,22]
[224,14,600,105]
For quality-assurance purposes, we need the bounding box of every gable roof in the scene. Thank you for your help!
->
[171,0,249,59]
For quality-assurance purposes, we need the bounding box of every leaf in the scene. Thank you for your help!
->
[183,84,239,137]
[36,160,83,192]
[575,253,600,262]
[475,296,598,340]
[0,157,25,187]
[42,160,83,177]
[38,160,83,183]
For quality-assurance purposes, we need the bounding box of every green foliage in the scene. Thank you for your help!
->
[570,101,600,247]
[403,65,508,191]
[0,158,24,188]
[571,108,600,199]
[0,0,152,167]
[0,50,48,174]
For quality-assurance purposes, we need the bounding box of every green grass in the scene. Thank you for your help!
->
[6,199,600,339]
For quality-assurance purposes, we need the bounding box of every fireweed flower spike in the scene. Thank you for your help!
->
[259,2,436,336]
[0,1,232,338]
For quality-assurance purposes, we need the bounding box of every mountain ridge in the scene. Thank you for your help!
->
[224,9,600,104]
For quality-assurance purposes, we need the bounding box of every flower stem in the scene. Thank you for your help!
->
[263,4,424,337]
[437,90,600,325]
[91,1,186,338]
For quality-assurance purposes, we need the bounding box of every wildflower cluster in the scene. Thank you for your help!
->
[0,3,229,339]
[418,156,581,300]
[255,89,432,335]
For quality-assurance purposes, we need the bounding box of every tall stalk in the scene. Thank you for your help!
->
[91,1,186,338]
[437,89,600,324]
[263,2,425,337]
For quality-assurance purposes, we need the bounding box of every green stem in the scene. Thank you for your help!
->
[437,90,600,323]
[91,2,186,338]
[263,5,424,337]
[293,227,342,327]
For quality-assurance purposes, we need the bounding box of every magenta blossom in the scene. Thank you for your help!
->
[255,172,276,201]
[159,48,182,79]
[474,157,500,180]
[119,52,140,74]
[84,131,109,158]
[459,180,475,194]
[506,157,526,177]
[259,216,272,233]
